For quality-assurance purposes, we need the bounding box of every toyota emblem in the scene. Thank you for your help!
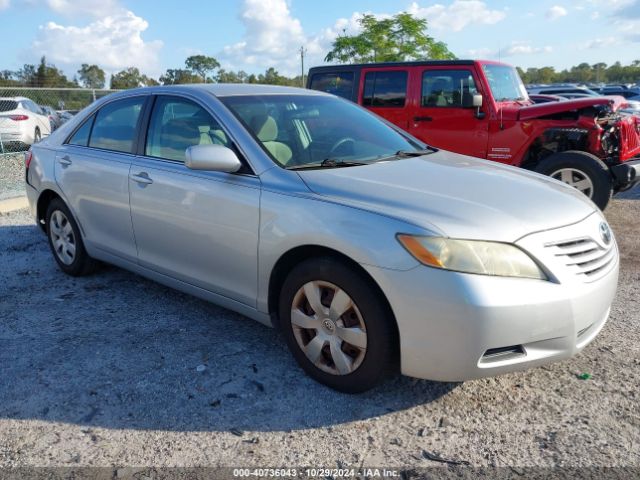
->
[599,222,612,245]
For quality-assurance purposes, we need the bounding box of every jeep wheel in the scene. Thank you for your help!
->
[535,151,612,210]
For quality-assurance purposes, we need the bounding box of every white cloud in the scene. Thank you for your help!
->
[0,0,10,9]
[42,0,121,17]
[32,10,163,75]
[503,42,553,56]
[546,5,568,20]
[583,36,620,49]
[220,0,507,75]
[407,0,506,31]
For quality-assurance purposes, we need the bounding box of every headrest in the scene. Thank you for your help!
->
[251,114,278,142]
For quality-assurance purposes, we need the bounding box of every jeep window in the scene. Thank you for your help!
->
[422,70,478,107]
[362,71,408,107]
[482,64,528,102]
[309,72,355,100]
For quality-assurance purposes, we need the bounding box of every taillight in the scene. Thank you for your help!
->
[25,150,33,169]
[9,115,29,121]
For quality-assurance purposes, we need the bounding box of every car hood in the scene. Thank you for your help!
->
[517,96,625,121]
[297,151,596,242]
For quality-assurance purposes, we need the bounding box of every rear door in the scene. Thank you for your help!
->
[359,68,411,130]
[408,66,489,158]
[54,95,147,262]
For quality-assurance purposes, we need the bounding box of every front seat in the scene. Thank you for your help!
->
[250,114,293,166]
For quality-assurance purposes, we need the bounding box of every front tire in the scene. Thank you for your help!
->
[45,198,97,276]
[535,151,612,210]
[278,257,397,393]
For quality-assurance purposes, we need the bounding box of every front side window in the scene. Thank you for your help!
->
[422,70,478,107]
[309,72,355,100]
[89,96,145,153]
[362,71,408,107]
[145,96,230,162]
[220,94,421,168]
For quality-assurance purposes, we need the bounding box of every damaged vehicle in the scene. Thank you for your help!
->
[308,60,640,209]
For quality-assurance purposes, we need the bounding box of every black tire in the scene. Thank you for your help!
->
[535,150,612,210]
[45,198,97,276]
[278,257,397,393]
[33,128,41,144]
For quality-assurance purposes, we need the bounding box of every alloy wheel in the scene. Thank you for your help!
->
[550,168,594,197]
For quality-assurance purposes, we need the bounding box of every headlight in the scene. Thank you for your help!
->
[397,235,547,280]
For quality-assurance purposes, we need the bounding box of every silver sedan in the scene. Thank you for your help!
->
[25,84,619,392]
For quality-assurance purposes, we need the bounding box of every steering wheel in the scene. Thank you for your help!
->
[328,137,356,157]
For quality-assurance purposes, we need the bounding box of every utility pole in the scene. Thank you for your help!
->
[299,46,307,87]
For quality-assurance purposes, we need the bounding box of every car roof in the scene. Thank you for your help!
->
[119,83,329,98]
[0,96,29,101]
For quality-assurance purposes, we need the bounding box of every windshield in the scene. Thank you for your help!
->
[219,94,422,168]
[482,64,529,102]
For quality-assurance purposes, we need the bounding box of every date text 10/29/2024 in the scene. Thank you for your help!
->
[232,468,401,478]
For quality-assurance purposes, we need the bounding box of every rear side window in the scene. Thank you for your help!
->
[89,97,145,153]
[145,96,230,162]
[309,72,355,100]
[362,71,408,107]
[422,70,478,107]
[68,115,95,147]
[0,100,18,112]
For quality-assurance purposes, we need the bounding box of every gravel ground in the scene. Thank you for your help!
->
[0,153,26,201]
[0,190,639,471]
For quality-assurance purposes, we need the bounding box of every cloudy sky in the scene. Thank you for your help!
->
[0,0,638,80]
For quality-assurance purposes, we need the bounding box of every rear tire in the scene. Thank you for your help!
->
[535,151,612,210]
[33,128,41,144]
[45,198,97,276]
[278,257,397,393]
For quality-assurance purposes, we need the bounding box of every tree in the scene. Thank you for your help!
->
[185,55,220,82]
[325,13,455,63]
[110,67,154,89]
[159,68,200,85]
[216,69,249,83]
[78,64,106,89]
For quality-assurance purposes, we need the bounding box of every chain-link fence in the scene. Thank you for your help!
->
[0,87,118,155]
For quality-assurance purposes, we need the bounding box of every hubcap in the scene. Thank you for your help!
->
[550,168,594,198]
[49,210,76,265]
[291,280,367,376]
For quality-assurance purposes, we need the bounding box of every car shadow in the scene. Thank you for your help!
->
[0,223,457,433]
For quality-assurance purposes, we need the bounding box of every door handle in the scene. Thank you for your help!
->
[58,156,72,166]
[414,116,433,122]
[130,172,153,185]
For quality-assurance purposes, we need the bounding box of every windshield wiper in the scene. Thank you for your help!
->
[286,158,369,170]
[394,147,437,158]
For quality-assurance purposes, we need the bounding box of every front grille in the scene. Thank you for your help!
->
[545,237,616,281]
[620,118,640,159]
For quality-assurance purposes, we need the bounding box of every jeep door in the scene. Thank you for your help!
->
[358,68,411,130]
[408,66,489,158]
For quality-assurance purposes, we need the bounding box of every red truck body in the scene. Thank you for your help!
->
[308,60,640,209]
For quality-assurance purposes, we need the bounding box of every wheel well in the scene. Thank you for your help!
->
[268,245,400,355]
[522,128,591,170]
[36,189,61,231]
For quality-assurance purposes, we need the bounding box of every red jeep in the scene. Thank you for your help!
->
[307,60,640,209]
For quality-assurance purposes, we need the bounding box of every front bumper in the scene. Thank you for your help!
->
[611,159,640,190]
[364,215,619,382]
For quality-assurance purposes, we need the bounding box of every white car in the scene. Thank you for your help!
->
[0,97,51,150]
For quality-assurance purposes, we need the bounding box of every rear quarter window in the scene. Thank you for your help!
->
[309,72,355,100]
[362,71,408,107]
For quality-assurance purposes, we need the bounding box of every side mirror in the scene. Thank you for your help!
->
[185,144,242,173]
[472,94,483,108]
